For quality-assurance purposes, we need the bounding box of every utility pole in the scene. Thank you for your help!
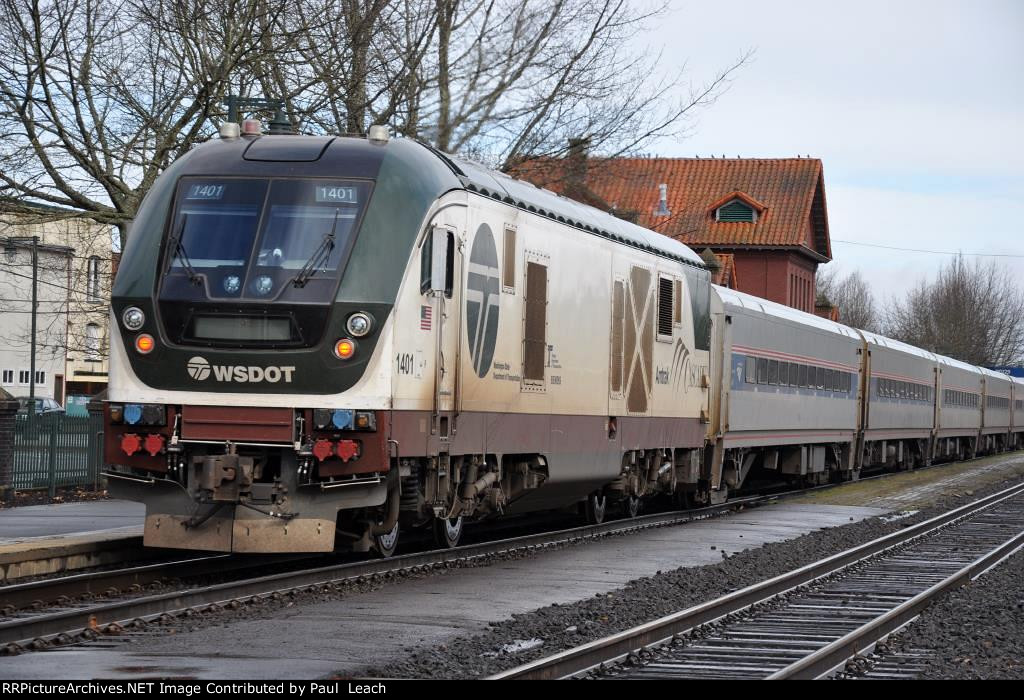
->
[29,235,38,402]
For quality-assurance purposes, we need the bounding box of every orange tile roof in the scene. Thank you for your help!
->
[511,156,831,260]
[709,252,738,288]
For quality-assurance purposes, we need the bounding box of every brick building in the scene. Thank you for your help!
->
[512,150,832,313]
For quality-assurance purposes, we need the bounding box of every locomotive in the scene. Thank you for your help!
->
[104,123,1024,555]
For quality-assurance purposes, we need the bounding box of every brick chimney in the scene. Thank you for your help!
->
[566,137,590,195]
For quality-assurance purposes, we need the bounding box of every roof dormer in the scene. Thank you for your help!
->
[709,191,766,223]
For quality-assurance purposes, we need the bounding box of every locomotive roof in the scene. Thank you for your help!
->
[439,152,706,268]
[179,134,706,269]
[713,284,860,340]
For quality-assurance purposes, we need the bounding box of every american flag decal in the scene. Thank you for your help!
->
[420,305,432,330]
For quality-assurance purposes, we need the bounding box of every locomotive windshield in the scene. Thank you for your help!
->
[160,177,371,304]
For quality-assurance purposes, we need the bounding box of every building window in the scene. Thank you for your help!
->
[87,255,101,303]
[716,199,756,223]
[34,370,45,384]
[86,323,102,360]
[1,369,12,384]
[18,370,30,385]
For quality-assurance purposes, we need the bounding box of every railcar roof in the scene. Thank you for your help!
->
[713,284,860,340]
[858,330,939,362]
[937,354,984,375]
[979,366,1014,383]
[442,152,706,268]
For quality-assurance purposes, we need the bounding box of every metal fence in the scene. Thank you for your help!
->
[12,412,105,494]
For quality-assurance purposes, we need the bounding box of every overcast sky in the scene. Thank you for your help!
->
[642,0,1023,301]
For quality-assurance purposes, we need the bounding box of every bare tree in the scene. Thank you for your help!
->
[273,0,750,167]
[1,0,748,248]
[816,266,878,332]
[885,256,1024,366]
[0,0,289,248]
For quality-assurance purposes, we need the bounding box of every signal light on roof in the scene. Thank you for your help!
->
[135,334,155,354]
[242,119,262,136]
[333,338,356,360]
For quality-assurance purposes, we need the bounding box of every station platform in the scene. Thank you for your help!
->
[0,499,144,542]
[0,500,144,582]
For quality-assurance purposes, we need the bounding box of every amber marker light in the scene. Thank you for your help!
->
[333,338,356,360]
[135,334,155,354]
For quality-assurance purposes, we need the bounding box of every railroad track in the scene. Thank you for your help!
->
[3,452,1014,659]
[490,480,1024,680]
[1,446,976,617]
[0,494,771,654]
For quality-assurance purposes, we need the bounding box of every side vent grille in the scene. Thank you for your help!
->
[658,276,673,337]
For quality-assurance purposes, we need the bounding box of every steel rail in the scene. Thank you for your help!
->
[0,553,320,612]
[0,495,767,649]
[487,479,1024,680]
[767,522,1024,679]
[1,448,986,614]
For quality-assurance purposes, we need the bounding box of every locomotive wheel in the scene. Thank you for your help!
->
[433,515,463,549]
[584,492,607,524]
[374,522,400,558]
[625,495,640,519]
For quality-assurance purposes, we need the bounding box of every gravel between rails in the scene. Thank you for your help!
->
[357,473,1024,680]
[862,547,1024,680]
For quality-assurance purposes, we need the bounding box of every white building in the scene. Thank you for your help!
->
[0,236,74,402]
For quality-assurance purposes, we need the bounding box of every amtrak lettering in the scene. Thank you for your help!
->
[465,224,500,378]
[186,356,296,383]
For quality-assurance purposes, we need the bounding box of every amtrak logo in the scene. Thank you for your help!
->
[465,224,500,378]
[187,356,211,380]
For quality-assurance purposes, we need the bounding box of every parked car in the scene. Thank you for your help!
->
[16,396,65,415]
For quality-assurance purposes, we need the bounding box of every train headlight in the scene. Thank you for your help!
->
[223,275,241,294]
[135,334,155,354]
[333,338,356,360]
[254,275,273,296]
[346,312,373,338]
[122,307,145,331]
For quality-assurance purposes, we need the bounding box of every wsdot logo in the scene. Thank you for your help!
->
[185,355,296,383]
[187,356,211,380]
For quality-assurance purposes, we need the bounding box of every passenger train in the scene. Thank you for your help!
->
[103,123,1024,555]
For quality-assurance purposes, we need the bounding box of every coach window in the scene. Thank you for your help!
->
[798,364,808,388]
[757,358,768,384]
[815,366,825,390]
[768,359,779,385]
[779,362,789,386]
[745,356,756,384]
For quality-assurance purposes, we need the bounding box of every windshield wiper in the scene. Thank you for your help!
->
[165,213,202,285]
[292,209,340,288]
